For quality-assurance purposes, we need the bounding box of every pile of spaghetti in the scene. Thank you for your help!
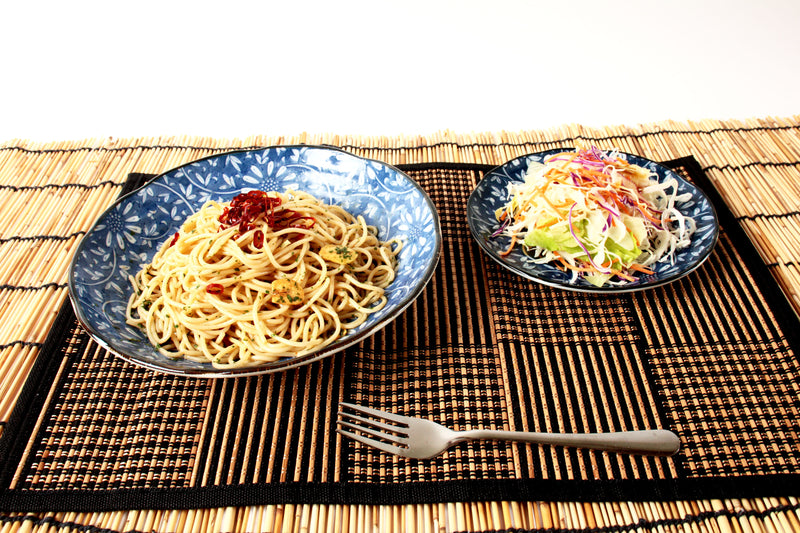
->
[494,147,695,287]
[126,189,401,368]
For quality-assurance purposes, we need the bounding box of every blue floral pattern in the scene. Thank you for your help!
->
[69,146,441,377]
[467,149,719,293]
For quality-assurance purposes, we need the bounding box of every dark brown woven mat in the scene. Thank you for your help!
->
[1,158,799,512]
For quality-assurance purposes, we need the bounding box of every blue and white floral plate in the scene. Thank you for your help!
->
[69,146,441,377]
[467,149,719,293]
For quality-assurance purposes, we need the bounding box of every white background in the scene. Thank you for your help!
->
[1,0,798,143]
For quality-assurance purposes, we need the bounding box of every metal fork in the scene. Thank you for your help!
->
[337,402,680,459]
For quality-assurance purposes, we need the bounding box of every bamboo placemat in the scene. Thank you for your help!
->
[1,160,798,508]
[1,117,800,531]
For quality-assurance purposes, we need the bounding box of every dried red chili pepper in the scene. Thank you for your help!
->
[219,191,283,229]
[253,230,264,248]
[206,283,224,294]
[169,232,180,247]
[217,191,316,236]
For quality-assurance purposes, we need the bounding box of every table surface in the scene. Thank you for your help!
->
[1,0,799,143]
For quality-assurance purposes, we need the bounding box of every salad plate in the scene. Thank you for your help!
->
[69,145,441,377]
[466,148,719,293]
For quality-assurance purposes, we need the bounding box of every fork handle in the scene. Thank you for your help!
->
[453,429,680,456]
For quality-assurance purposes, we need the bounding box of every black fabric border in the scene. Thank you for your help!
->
[1,160,800,513]
[4,498,799,533]
[1,474,799,512]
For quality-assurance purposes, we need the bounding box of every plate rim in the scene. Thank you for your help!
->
[68,144,442,377]
[466,148,720,294]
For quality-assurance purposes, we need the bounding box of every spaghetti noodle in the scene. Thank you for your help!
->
[126,189,401,368]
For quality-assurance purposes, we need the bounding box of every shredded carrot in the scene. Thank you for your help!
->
[553,253,596,273]
[535,216,558,229]
[554,153,579,171]
[538,183,574,213]
[614,271,637,282]
[628,263,655,275]
[545,168,573,184]
[634,202,664,226]
[579,168,611,186]
[499,234,516,256]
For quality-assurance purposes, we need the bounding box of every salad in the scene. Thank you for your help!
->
[493,147,696,287]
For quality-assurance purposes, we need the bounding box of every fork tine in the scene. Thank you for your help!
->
[339,402,410,426]
[337,411,407,436]
[337,419,407,445]
[336,428,406,456]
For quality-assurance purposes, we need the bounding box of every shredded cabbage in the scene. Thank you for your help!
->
[494,146,696,287]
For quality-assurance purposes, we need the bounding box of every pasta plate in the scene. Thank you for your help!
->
[467,149,719,293]
[69,146,441,377]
